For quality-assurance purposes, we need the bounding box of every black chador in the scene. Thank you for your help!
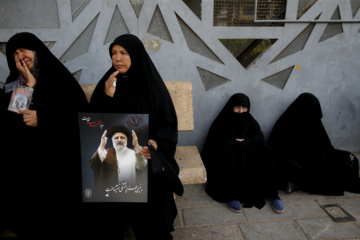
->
[89,34,181,239]
[268,92,360,195]
[201,93,279,209]
[0,32,88,238]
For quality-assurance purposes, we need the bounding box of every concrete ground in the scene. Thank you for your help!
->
[1,156,359,240]
[172,153,360,240]
[172,184,360,240]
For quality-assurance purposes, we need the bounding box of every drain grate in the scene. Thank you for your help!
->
[320,204,356,222]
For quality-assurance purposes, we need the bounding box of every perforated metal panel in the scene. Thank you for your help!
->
[60,14,99,63]
[270,23,315,63]
[0,0,60,28]
[214,0,286,26]
[261,66,294,89]
[183,0,202,20]
[43,42,56,50]
[0,43,6,56]
[297,0,317,19]
[130,0,144,18]
[350,0,360,17]
[319,7,343,42]
[177,15,223,64]
[148,5,173,43]
[197,67,230,91]
[72,69,82,82]
[104,6,130,44]
[71,0,91,21]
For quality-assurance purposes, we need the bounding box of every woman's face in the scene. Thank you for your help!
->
[14,48,34,70]
[233,105,248,114]
[111,44,132,74]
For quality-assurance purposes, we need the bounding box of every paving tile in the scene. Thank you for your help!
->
[243,199,327,222]
[174,209,184,227]
[175,184,221,209]
[278,190,314,201]
[316,195,360,215]
[183,205,247,226]
[296,217,360,239]
[239,220,305,240]
[278,190,340,201]
[173,224,244,240]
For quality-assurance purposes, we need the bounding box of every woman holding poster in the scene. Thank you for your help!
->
[88,34,182,240]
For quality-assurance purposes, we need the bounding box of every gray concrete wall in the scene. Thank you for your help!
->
[0,0,359,152]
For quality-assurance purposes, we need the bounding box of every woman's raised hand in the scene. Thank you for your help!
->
[104,71,119,97]
[15,57,36,88]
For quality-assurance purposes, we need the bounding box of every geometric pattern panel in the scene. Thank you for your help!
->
[0,43,7,55]
[0,0,359,153]
[72,69,82,82]
[71,0,92,21]
[261,66,294,89]
[60,14,99,63]
[0,0,60,28]
[43,41,56,50]
[220,39,277,68]
[0,41,55,55]
[182,0,202,20]
[240,39,277,68]
[297,0,318,19]
[270,23,316,63]
[197,67,231,91]
[319,6,343,42]
[148,5,173,43]
[129,0,144,18]
[177,14,223,64]
[350,0,360,17]
[219,39,252,58]
[104,5,129,45]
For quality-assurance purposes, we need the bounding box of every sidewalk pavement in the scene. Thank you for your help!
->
[172,153,360,240]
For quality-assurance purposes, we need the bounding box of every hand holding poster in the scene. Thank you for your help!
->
[78,112,149,203]
[8,85,33,113]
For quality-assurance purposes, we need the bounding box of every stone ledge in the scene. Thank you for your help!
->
[175,146,207,185]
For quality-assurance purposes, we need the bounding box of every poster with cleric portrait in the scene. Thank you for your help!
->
[78,112,149,203]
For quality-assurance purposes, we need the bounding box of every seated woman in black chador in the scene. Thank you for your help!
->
[268,92,360,195]
[88,34,182,240]
[0,32,88,238]
[201,93,284,213]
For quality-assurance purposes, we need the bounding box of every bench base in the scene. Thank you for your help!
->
[175,146,207,185]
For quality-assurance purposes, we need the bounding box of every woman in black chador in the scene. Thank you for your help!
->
[88,34,183,239]
[0,32,88,238]
[201,93,284,213]
[268,92,360,195]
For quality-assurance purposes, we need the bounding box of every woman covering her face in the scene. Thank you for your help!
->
[268,92,360,195]
[201,93,284,213]
[89,34,181,240]
[0,32,88,238]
